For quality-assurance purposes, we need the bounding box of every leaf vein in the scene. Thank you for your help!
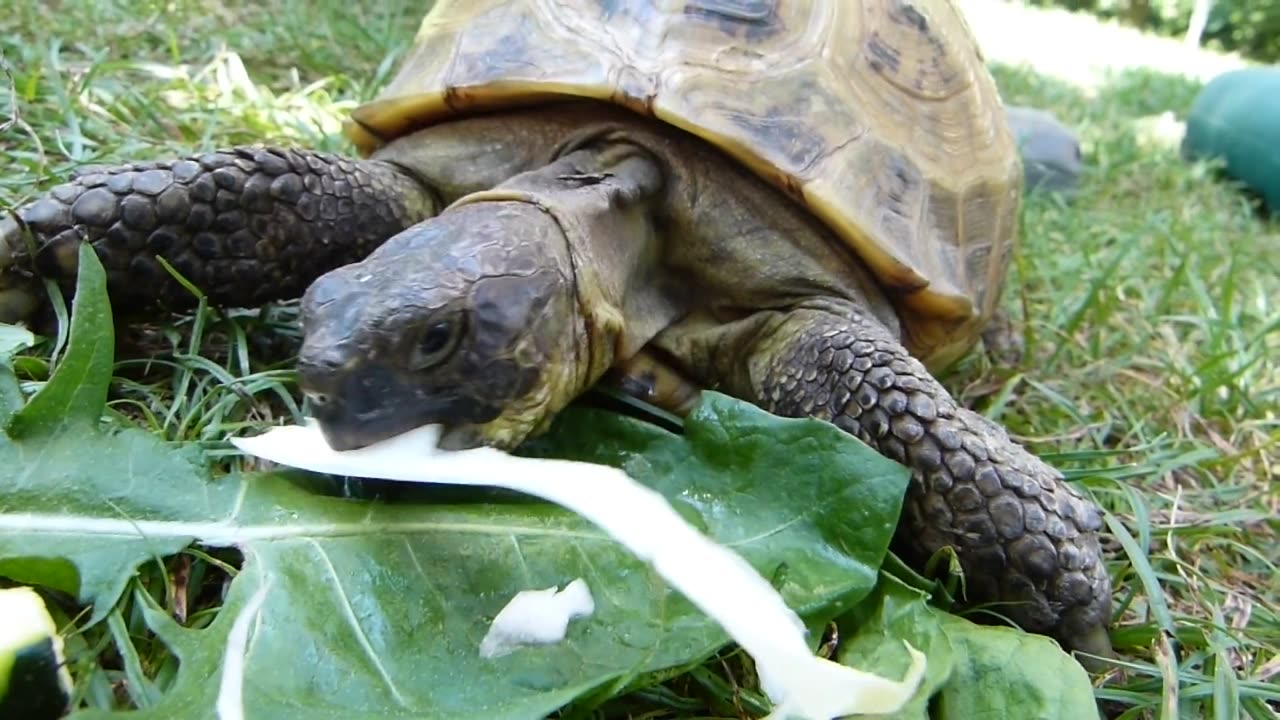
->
[307,538,410,709]
[509,534,534,587]
[0,513,611,544]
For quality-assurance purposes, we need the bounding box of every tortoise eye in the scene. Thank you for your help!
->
[411,318,461,370]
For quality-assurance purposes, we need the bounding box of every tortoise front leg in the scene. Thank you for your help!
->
[0,148,438,322]
[701,304,1113,661]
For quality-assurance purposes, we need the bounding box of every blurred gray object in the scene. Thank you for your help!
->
[1005,105,1083,197]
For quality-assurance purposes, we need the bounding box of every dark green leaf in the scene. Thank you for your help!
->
[837,574,1101,720]
[0,423,231,623]
[2,403,911,719]
[934,614,1101,719]
[837,575,957,720]
[520,391,913,621]
[7,244,114,438]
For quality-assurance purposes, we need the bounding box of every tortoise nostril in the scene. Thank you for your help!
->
[297,353,347,413]
[304,390,332,408]
[297,340,359,378]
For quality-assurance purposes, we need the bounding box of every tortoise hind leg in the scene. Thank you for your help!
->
[980,306,1026,367]
[668,302,1114,662]
[0,148,439,323]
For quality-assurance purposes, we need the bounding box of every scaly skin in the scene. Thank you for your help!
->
[726,304,1112,658]
[0,148,436,321]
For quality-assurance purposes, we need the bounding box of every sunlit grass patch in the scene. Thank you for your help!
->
[1,0,414,203]
[951,58,1279,720]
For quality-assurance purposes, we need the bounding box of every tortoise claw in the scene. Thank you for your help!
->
[0,212,43,325]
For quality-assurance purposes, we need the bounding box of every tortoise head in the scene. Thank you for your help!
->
[297,201,585,451]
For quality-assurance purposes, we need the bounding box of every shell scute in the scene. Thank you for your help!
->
[348,0,1021,369]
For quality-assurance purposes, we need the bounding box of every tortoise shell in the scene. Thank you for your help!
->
[344,0,1022,370]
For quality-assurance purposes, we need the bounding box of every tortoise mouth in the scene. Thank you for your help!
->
[298,359,507,452]
[297,359,467,452]
[310,401,446,452]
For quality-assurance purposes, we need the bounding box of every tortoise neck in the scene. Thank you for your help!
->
[451,142,685,382]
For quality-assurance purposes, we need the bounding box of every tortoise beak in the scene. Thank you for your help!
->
[298,360,444,451]
[308,403,432,452]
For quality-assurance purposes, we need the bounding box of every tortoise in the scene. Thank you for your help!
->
[0,0,1113,661]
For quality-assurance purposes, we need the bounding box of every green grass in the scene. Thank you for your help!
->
[2,1,1277,718]
[961,64,1279,718]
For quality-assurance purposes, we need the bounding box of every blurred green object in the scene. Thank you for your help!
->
[1182,67,1280,212]
[0,587,71,720]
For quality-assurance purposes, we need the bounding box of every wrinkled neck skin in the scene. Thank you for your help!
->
[441,144,671,447]
[297,144,667,453]
[429,205,594,451]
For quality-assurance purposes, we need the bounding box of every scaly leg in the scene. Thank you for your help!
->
[1,148,438,322]
[981,306,1026,367]
[698,303,1112,659]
